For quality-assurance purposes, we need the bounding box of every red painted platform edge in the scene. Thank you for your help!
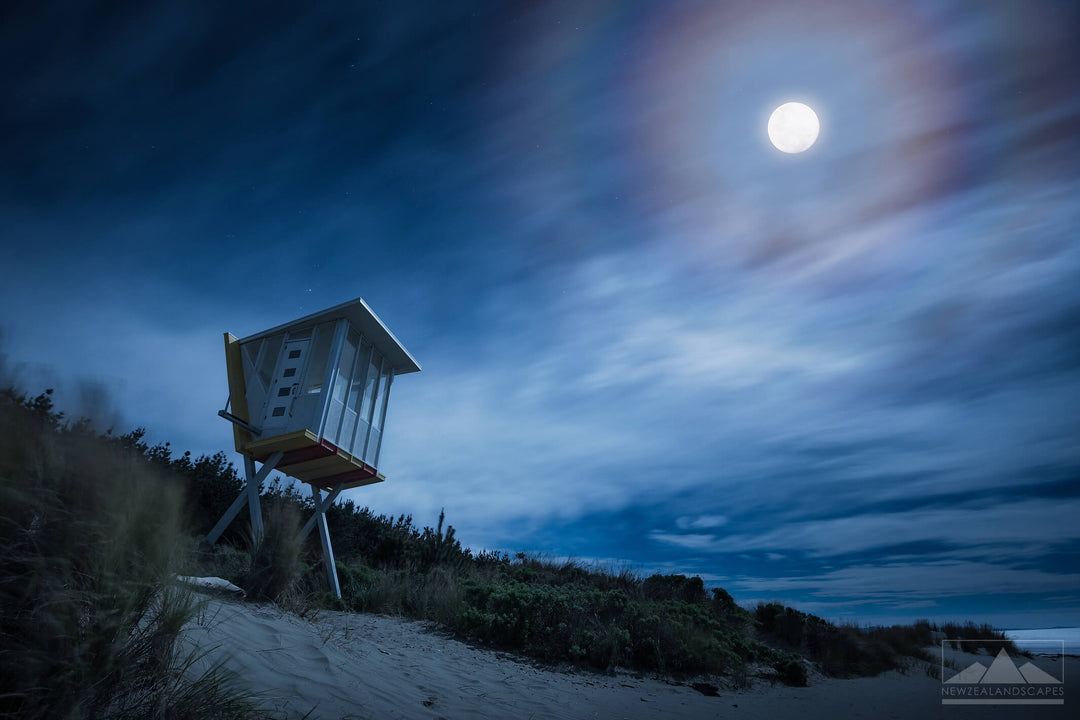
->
[276,443,336,468]
[306,463,380,489]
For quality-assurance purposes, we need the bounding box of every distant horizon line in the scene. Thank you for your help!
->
[1002,626,1080,631]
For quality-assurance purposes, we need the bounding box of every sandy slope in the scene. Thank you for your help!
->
[183,598,1077,720]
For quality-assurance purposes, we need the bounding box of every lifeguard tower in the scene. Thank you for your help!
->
[205,297,420,597]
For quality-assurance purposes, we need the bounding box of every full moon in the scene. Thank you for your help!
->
[767,102,820,153]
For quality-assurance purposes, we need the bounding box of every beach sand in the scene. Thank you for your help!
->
[184,598,1077,720]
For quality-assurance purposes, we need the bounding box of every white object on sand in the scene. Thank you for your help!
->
[176,575,246,597]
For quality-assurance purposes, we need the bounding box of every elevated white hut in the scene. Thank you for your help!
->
[223,297,420,490]
[209,297,420,598]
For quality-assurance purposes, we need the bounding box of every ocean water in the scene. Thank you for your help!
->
[1003,627,1080,655]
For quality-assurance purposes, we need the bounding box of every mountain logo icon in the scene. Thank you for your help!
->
[944,648,1062,685]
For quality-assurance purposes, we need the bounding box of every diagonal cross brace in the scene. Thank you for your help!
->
[298,484,344,541]
[204,451,284,546]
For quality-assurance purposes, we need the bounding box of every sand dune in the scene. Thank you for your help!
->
[183,598,1077,719]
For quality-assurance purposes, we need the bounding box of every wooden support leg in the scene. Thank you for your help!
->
[245,456,263,547]
[204,451,284,546]
[310,485,342,599]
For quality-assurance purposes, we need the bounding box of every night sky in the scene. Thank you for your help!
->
[2,0,1079,627]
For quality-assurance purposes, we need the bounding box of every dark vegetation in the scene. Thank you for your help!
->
[938,622,1019,654]
[0,389,265,719]
[753,606,1019,677]
[3,385,1009,714]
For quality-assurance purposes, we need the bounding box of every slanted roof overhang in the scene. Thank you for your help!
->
[239,296,421,374]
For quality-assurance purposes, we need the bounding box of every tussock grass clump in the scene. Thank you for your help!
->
[336,561,468,625]
[0,389,264,720]
[244,502,307,603]
[940,621,1019,654]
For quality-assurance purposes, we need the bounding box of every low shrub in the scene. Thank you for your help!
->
[642,574,707,603]
[773,656,808,686]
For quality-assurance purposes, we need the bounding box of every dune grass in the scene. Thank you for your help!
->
[0,389,266,719]
[242,501,307,603]
[937,621,1020,654]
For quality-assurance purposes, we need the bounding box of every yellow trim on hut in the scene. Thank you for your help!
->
[223,333,252,454]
